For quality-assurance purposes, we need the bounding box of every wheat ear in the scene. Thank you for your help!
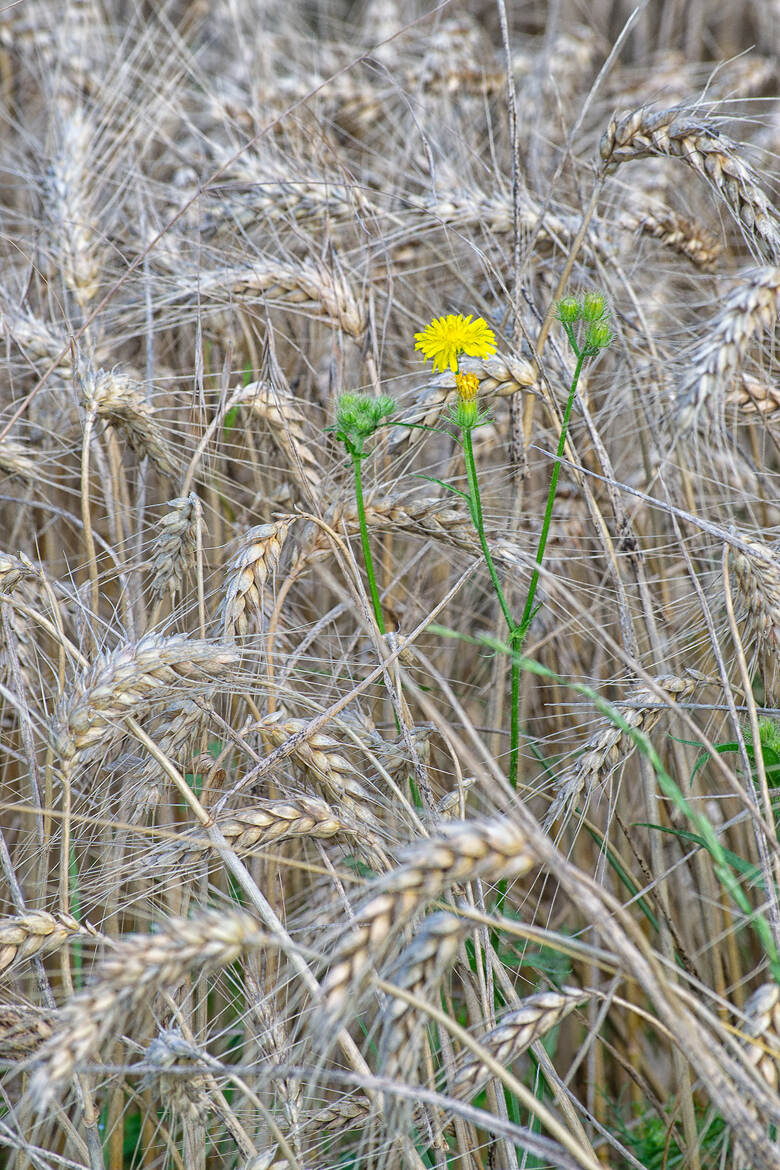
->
[55,634,238,765]
[155,796,346,869]
[676,267,780,429]
[731,534,780,655]
[0,911,98,976]
[544,675,697,830]
[453,987,588,1100]
[221,521,292,638]
[599,106,780,262]
[321,819,535,1014]
[27,909,270,1110]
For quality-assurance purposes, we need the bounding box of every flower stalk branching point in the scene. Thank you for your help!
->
[329,392,395,635]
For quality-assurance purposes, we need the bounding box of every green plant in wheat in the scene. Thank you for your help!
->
[414,299,612,788]
[329,392,395,634]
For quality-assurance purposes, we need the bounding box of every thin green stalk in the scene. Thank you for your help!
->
[462,428,514,632]
[351,451,386,635]
[517,345,587,643]
[462,427,522,786]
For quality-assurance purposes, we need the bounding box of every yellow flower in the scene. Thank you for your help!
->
[414,314,496,373]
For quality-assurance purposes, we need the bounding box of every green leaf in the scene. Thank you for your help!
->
[639,823,763,886]
[413,474,472,502]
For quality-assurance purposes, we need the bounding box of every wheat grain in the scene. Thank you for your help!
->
[186,258,366,337]
[257,710,386,840]
[379,911,465,1076]
[724,373,780,419]
[0,438,38,481]
[45,107,103,308]
[741,982,780,1093]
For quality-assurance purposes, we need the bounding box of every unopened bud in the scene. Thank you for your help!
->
[557,296,581,324]
[582,292,607,322]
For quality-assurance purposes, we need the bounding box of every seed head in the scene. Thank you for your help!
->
[584,320,613,351]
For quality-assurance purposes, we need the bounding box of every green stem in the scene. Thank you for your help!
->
[517,346,587,643]
[462,426,522,786]
[462,428,514,631]
[352,451,386,635]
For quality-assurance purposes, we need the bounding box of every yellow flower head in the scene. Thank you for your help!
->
[414,314,496,373]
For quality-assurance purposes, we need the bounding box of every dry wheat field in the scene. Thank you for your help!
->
[1,0,780,1167]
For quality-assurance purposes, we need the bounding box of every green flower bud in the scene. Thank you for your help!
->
[334,392,395,448]
[582,292,607,322]
[584,320,612,351]
[557,296,581,324]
